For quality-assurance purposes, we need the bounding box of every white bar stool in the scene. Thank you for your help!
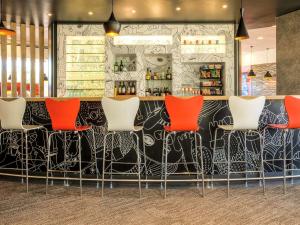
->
[212,96,266,197]
[0,98,46,192]
[101,97,147,198]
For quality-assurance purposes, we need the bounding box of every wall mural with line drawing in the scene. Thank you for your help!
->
[0,100,298,178]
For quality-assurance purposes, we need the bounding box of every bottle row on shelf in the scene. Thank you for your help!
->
[114,81,136,96]
[200,88,223,96]
[145,87,172,96]
[114,60,136,72]
[182,39,223,45]
[200,81,222,87]
[145,67,172,80]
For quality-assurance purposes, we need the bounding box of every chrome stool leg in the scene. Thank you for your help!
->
[211,128,219,189]
[110,133,114,189]
[101,133,110,197]
[142,130,148,189]
[63,132,69,187]
[25,131,29,193]
[194,132,200,190]
[21,132,24,184]
[132,132,142,198]
[77,132,82,197]
[196,132,205,197]
[91,129,99,189]
[161,131,166,190]
[164,132,172,199]
[227,131,233,198]
[290,129,295,185]
[259,130,265,194]
[46,132,55,194]
[244,132,248,188]
[283,129,287,194]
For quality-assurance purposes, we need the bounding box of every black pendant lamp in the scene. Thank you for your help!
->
[0,0,15,36]
[264,48,272,79]
[235,0,249,40]
[248,46,256,78]
[103,0,121,36]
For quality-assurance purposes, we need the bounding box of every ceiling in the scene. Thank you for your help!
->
[2,0,300,28]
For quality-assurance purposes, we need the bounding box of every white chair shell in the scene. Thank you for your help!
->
[102,97,140,131]
[0,98,26,130]
[229,96,266,130]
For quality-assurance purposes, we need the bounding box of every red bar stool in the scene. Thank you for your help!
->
[0,98,46,192]
[163,95,205,198]
[45,98,96,196]
[212,96,266,197]
[263,96,300,194]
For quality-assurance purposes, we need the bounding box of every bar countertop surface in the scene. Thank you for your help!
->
[0,95,295,101]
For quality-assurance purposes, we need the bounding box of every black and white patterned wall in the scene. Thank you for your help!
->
[0,100,296,177]
[57,24,235,97]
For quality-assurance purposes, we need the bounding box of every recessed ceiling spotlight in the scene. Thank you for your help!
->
[88,11,94,15]
[48,13,52,17]
[257,36,264,40]
[176,7,181,11]
[222,4,228,9]
[131,9,136,14]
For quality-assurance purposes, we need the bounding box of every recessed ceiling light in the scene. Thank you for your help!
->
[222,4,228,9]
[176,7,181,11]
[257,36,264,40]
[47,13,52,17]
[88,11,93,15]
[131,9,136,14]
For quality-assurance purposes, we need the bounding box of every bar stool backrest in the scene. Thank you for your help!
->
[45,98,80,131]
[102,97,139,131]
[285,96,300,128]
[0,98,26,129]
[165,95,204,131]
[229,96,266,130]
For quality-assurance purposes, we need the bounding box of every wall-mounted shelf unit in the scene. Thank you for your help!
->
[199,63,224,96]
[65,36,105,97]
[181,35,226,54]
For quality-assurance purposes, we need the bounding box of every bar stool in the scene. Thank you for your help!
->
[45,98,96,196]
[162,95,205,198]
[263,96,300,194]
[212,96,266,197]
[0,98,46,192]
[101,97,147,198]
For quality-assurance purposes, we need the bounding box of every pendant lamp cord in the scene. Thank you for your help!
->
[250,46,253,69]
[266,48,269,64]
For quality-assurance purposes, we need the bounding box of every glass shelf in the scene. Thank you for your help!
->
[65,36,105,97]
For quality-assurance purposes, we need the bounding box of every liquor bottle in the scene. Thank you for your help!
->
[119,60,124,72]
[126,82,131,95]
[118,82,122,95]
[146,68,151,80]
[150,70,153,80]
[121,82,126,95]
[130,82,135,95]
[166,67,172,80]
[154,72,158,80]
[114,61,119,72]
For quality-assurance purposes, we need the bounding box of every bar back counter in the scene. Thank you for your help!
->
[0,96,296,184]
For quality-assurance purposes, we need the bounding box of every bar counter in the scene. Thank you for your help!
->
[0,96,294,180]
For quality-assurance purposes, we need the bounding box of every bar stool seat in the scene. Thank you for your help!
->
[45,98,96,196]
[164,126,199,132]
[101,97,147,198]
[162,95,205,198]
[212,96,266,197]
[0,98,47,193]
[263,96,300,194]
